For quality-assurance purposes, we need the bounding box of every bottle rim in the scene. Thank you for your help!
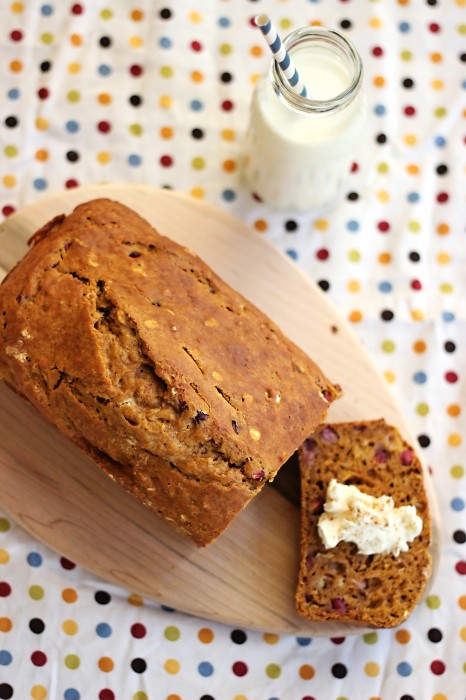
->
[270,26,363,114]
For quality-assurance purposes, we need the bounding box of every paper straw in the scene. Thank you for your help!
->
[255,13,307,98]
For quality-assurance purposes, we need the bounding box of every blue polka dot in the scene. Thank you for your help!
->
[41,4,53,16]
[0,651,12,666]
[190,99,204,112]
[159,37,172,49]
[286,249,298,261]
[374,104,386,116]
[7,88,20,100]
[218,16,231,27]
[407,191,420,203]
[397,662,412,677]
[98,64,112,76]
[296,637,312,646]
[451,498,465,512]
[379,281,392,293]
[442,311,455,322]
[434,135,446,147]
[413,371,427,384]
[33,178,48,191]
[64,690,80,700]
[222,189,236,202]
[96,623,112,638]
[128,154,142,166]
[462,79,466,90]
[346,220,360,232]
[27,552,43,567]
[198,661,214,677]
[65,120,79,134]
[399,21,411,32]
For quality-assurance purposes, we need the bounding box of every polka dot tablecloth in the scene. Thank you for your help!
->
[0,0,465,698]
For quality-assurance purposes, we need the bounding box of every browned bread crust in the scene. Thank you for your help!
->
[0,198,339,545]
[296,420,431,627]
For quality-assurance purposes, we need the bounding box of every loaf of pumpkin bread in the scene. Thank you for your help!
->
[0,198,339,545]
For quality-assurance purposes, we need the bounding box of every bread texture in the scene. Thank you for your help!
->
[296,420,431,627]
[0,198,339,545]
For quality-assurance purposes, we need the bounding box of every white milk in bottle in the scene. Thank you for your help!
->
[243,27,366,212]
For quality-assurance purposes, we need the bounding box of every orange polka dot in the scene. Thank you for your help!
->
[35,149,49,162]
[9,60,23,72]
[431,52,443,63]
[406,164,419,175]
[62,588,78,603]
[131,9,144,21]
[0,618,12,632]
[221,129,236,141]
[263,632,279,644]
[98,93,112,105]
[191,71,204,83]
[378,252,391,264]
[398,0,410,5]
[190,187,205,199]
[396,629,411,644]
[373,75,385,87]
[432,78,444,90]
[447,404,461,417]
[68,62,81,74]
[198,627,214,643]
[299,664,315,680]
[70,34,83,47]
[254,219,268,233]
[349,310,363,323]
[436,223,450,236]
[448,433,462,447]
[250,45,263,57]
[315,219,329,231]
[223,160,237,173]
[98,656,114,672]
[411,309,424,321]
[459,595,466,610]
[310,19,322,26]
[128,593,144,606]
[413,340,427,353]
[404,133,418,146]
[160,126,174,139]
[167,696,181,700]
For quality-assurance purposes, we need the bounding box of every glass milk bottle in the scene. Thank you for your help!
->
[243,27,366,212]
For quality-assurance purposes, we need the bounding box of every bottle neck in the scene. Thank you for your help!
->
[270,27,363,115]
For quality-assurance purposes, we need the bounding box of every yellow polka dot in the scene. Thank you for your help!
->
[254,219,268,233]
[384,371,396,384]
[2,175,16,188]
[129,124,143,136]
[408,220,421,232]
[458,23,466,35]
[376,190,390,202]
[436,223,450,236]
[435,107,447,118]
[416,403,429,416]
[437,252,450,265]
[451,465,464,479]
[97,152,111,164]
[198,627,214,643]
[129,36,143,48]
[263,632,279,644]
[10,2,24,12]
[98,656,114,672]
[68,62,81,74]
[406,164,419,175]
[9,59,23,73]
[159,95,172,109]
[31,686,47,700]
[250,73,261,84]
[382,340,395,353]
[440,282,453,293]
[35,117,49,131]
[280,18,292,30]
[396,629,411,644]
[191,71,204,83]
[314,219,328,231]
[164,659,180,674]
[448,404,461,417]
[98,93,112,105]
[373,75,385,87]
[41,32,54,45]
[160,66,174,78]
[190,187,205,199]
[62,619,78,635]
[377,162,389,174]
[219,43,232,55]
[223,159,236,173]
[413,340,427,353]
[400,49,412,61]
[456,0,466,6]
[70,33,82,47]
[347,280,361,293]
[128,593,144,606]
[348,250,361,262]
[459,627,466,642]
[67,90,81,103]
[131,9,144,21]
[411,309,425,321]
[192,157,205,170]
[349,310,363,323]
[378,252,391,264]
[0,549,10,564]
[433,695,448,700]
[365,662,380,677]
[369,17,382,28]
[4,145,18,158]
[100,8,113,19]
[432,79,444,90]
[189,11,202,23]
[448,433,462,447]
[0,618,12,632]
[299,664,315,680]
[221,129,236,142]
[404,133,418,146]
[250,45,263,57]
[431,52,443,63]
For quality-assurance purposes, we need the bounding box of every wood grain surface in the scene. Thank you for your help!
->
[0,184,440,635]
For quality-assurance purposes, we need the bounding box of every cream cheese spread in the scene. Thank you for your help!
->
[317,479,423,556]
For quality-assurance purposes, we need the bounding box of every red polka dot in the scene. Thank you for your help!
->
[2,205,15,217]
[411,279,422,290]
[130,64,143,77]
[221,100,234,111]
[404,105,416,116]
[437,192,449,203]
[429,22,441,33]
[38,87,49,100]
[456,561,466,575]
[160,155,173,167]
[330,637,346,645]
[378,221,390,232]
[65,179,79,189]
[10,30,23,41]
[430,660,446,675]
[130,623,146,639]
[97,121,111,133]
[191,40,202,51]
[99,691,115,700]
[60,557,76,570]
[445,371,458,383]
[71,3,83,14]
[372,46,383,57]
[351,162,359,173]
[316,248,330,261]
[31,651,47,667]
[232,661,248,676]
[250,16,257,27]
[0,582,11,597]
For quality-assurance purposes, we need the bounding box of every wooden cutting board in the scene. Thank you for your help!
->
[0,184,440,635]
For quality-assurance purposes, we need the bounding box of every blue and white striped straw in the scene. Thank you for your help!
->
[255,14,307,98]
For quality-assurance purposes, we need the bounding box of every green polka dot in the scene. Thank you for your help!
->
[416,402,430,416]
[100,8,113,19]
[64,654,80,670]
[434,107,447,118]
[363,632,378,644]
[160,66,174,78]
[408,220,421,232]
[440,282,453,294]
[133,694,148,700]
[67,90,81,103]
[164,625,180,641]
[40,32,54,44]
[463,661,466,673]
[29,585,45,600]
[451,465,464,479]
[219,43,232,55]
[0,518,10,533]
[266,663,281,679]
[191,157,205,170]
[400,50,412,61]
[382,340,395,353]
[129,123,143,136]
[426,594,441,610]
[377,161,389,174]
[348,250,361,262]
[4,145,18,158]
